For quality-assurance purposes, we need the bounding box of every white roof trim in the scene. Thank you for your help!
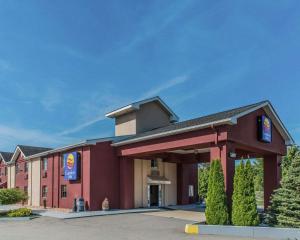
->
[105,96,179,122]
[0,153,6,165]
[112,101,294,147]
[112,118,235,147]
[7,146,25,165]
[25,137,116,160]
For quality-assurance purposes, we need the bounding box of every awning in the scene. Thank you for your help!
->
[147,176,171,185]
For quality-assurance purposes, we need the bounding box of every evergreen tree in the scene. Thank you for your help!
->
[198,164,210,203]
[243,160,259,225]
[232,160,259,226]
[281,145,300,178]
[232,161,244,225]
[267,150,300,228]
[205,159,229,225]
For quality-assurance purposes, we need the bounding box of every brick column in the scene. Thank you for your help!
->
[210,142,235,207]
[264,154,281,209]
[119,157,134,209]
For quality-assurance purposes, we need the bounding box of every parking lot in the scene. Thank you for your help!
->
[0,212,270,240]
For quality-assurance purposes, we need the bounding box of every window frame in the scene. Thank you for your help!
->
[42,158,48,171]
[15,163,19,174]
[60,185,67,198]
[24,162,29,173]
[151,159,158,169]
[42,185,48,198]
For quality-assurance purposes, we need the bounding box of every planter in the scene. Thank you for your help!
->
[185,224,300,239]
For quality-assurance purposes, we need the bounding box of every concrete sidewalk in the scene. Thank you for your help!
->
[33,208,161,219]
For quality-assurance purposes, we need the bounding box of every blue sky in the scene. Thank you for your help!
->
[0,0,299,151]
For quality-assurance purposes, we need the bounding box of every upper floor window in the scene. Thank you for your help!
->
[42,158,48,171]
[24,162,28,173]
[60,156,65,169]
[151,159,158,169]
[4,167,7,176]
[61,185,67,198]
[15,163,20,174]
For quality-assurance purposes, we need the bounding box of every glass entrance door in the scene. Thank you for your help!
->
[150,185,159,207]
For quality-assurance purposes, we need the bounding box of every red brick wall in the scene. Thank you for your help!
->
[0,160,7,187]
[40,147,91,209]
[15,153,28,191]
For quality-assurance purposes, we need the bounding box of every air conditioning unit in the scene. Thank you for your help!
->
[42,171,47,178]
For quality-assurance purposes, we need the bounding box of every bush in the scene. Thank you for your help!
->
[205,159,229,225]
[7,208,32,217]
[232,160,259,226]
[0,189,28,205]
[267,149,300,228]
[198,164,210,202]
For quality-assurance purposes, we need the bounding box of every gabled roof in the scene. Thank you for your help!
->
[8,145,52,164]
[112,100,294,146]
[0,152,13,163]
[105,96,179,122]
[25,136,128,160]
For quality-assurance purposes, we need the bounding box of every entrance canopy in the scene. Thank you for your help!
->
[115,100,293,209]
[147,176,171,185]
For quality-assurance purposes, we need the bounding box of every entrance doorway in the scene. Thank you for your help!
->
[150,185,159,207]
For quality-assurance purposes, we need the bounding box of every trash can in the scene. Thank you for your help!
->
[76,197,85,212]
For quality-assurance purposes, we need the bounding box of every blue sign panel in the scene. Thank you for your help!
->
[64,152,79,180]
[258,115,272,143]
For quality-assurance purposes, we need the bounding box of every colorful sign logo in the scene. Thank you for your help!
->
[64,152,79,180]
[259,115,272,143]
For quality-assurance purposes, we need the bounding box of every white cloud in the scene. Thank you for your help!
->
[142,74,189,99]
[59,92,130,136]
[0,124,74,150]
[59,115,106,136]
[40,87,62,111]
[59,74,189,136]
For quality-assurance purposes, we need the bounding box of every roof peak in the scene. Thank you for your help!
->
[105,96,179,122]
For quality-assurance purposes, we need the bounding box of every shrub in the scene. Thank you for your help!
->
[7,208,32,217]
[198,164,210,202]
[232,160,259,226]
[205,159,229,225]
[0,188,28,205]
[267,150,300,228]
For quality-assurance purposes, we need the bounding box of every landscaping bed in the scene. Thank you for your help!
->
[0,208,36,220]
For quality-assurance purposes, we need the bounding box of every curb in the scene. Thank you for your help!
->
[0,216,36,221]
[185,224,199,234]
[184,223,300,239]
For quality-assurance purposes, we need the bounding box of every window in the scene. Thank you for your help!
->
[24,186,28,195]
[60,156,65,168]
[151,159,158,169]
[42,158,48,171]
[4,167,7,176]
[15,163,19,174]
[24,162,28,173]
[61,185,67,198]
[42,186,48,198]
